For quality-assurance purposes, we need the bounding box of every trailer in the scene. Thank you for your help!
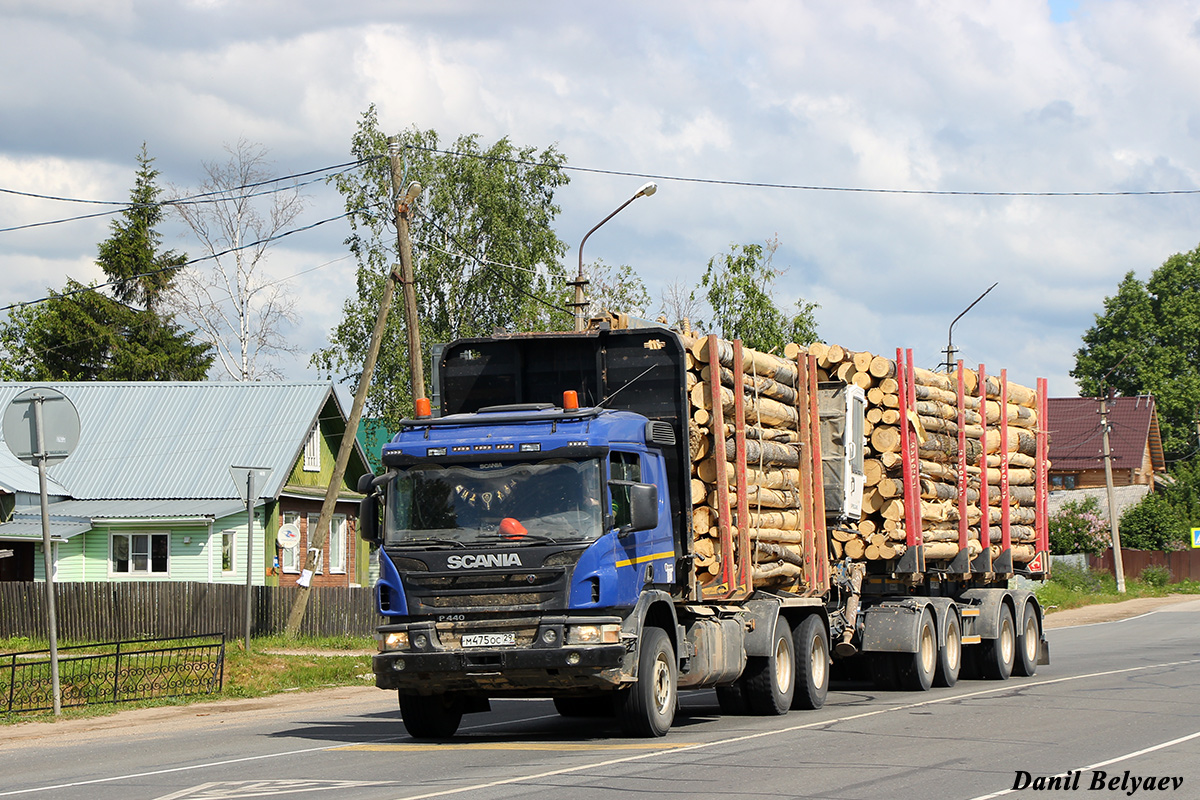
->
[359,320,1050,737]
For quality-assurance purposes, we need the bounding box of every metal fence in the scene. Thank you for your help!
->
[0,582,381,640]
[2,634,225,713]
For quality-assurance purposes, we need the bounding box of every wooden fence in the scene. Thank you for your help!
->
[1088,549,1200,583]
[0,582,381,641]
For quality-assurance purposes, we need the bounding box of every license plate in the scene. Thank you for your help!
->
[461,632,516,648]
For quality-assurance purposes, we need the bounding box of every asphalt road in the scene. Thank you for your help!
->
[3,598,1199,800]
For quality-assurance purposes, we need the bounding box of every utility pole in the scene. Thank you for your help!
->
[283,143,423,636]
[390,139,426,401]
[1100,393,1127,593]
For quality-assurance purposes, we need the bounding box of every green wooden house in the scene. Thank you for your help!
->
[0,382,372,588]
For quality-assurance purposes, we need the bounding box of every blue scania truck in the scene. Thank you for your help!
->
[358,322,1049,738]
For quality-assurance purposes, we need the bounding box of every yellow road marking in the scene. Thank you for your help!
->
[334,742,696,752]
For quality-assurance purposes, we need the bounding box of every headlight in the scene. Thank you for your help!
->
[565,623,621,645]
[382,631,409,651]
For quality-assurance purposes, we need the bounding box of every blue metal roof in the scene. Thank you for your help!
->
[0,382,361,501]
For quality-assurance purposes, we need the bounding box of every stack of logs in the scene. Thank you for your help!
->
[684,335,819,593]
[685,333,1046,592]
[802,342,1043,567]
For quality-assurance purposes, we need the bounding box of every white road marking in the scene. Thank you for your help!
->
[152,780,397,800]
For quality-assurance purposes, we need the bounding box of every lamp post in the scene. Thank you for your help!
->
[573,181,657,331]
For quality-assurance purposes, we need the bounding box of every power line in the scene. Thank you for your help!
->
[401,143,1200,198]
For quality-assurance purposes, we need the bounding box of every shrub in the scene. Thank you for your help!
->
[1048,562,1110,593]
[1138,565,1172,588]
[1119,493,1187,551]
[1049,495,1111,555]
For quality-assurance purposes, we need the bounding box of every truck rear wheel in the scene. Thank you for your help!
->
[791,615,829,710]
[616,627,676,737]
[934,612,962,687]
[897,608,936,691]
[1013,602,1040,677]
[399,693,463,739]
[980,604,1015,680]
[743,621,796,715]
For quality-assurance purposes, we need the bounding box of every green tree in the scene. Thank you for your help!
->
[0,147,213,380]
[697,237,819,353]
[1118,457,1200,551]
[312,107,572,428]
[584,259,650,318]
[1073,245,1200,459]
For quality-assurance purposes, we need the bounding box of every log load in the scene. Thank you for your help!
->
[686,331,1047,596]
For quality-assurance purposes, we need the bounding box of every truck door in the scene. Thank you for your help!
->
[609,450,675,602]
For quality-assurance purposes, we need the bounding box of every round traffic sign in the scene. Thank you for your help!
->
[2,387,80,466]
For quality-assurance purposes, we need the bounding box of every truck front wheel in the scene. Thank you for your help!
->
[616,627,677,737]
[399,692,463,739]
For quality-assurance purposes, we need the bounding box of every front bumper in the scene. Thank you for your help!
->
[372,615,629,694]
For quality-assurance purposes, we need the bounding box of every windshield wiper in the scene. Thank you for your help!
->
[401,537,467,549]
[507,533,560,545]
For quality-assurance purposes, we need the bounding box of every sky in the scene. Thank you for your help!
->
[2,0,1199,401]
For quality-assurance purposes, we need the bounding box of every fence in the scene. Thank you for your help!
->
[1087,549,1200,583]
[0,582,381,640]
[2,634,225,713]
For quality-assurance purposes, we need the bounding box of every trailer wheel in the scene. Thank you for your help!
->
[616,627,676,737]
[1013,602,1040,677]
[791,615,830,710]
[399,692,463,739]
[934,612,962,688]
[743,620,796,715]
[897,608,937,691]
[980,604,1015,680]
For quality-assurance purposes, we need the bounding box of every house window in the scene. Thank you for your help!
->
[329,514,347,574]
[280,512,300,574]
[307,513,325,574]
[1051,474,1077,490]
[222,530,236,573]
[303,427,321,472]
[111,532,169,575]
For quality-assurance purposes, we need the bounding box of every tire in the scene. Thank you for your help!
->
[1013,602,1040,677]
[791,615,830,710]
[980,604,1016,680]
[934,612,962,688]
[897,608,937,692]
[743,620,796,715]
[553,695,614,717]
[616,627,677,737]
[399,692,464,738]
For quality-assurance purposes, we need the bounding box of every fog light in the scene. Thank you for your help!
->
[384,632,409,651]
[566,652,581,665]
[393,659,406,671]
[542,628,558,644]
[413,634,429,649]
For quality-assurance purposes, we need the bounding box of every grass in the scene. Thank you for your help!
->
[1036,562,1200,612]
[1,634,376,724]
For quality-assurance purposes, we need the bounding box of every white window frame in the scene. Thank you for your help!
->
[109,531,170,576]
[280,511,301,574]
[303,426,321,472]
[306,513,324,574]
[221,529,237,574]
[329,514,347,574]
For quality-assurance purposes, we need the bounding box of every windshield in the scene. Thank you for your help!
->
[384,459,604,547]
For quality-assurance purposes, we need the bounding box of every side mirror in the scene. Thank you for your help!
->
[356,472,376,494]
[627,483,659,534]
[357,472,379,544]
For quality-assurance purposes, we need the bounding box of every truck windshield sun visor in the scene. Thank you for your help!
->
[382,445,608,468]
[383,458,606,549]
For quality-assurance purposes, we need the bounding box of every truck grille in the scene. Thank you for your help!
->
[403,569,568,613]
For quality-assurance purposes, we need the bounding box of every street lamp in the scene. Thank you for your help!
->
[573,181,657,331]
